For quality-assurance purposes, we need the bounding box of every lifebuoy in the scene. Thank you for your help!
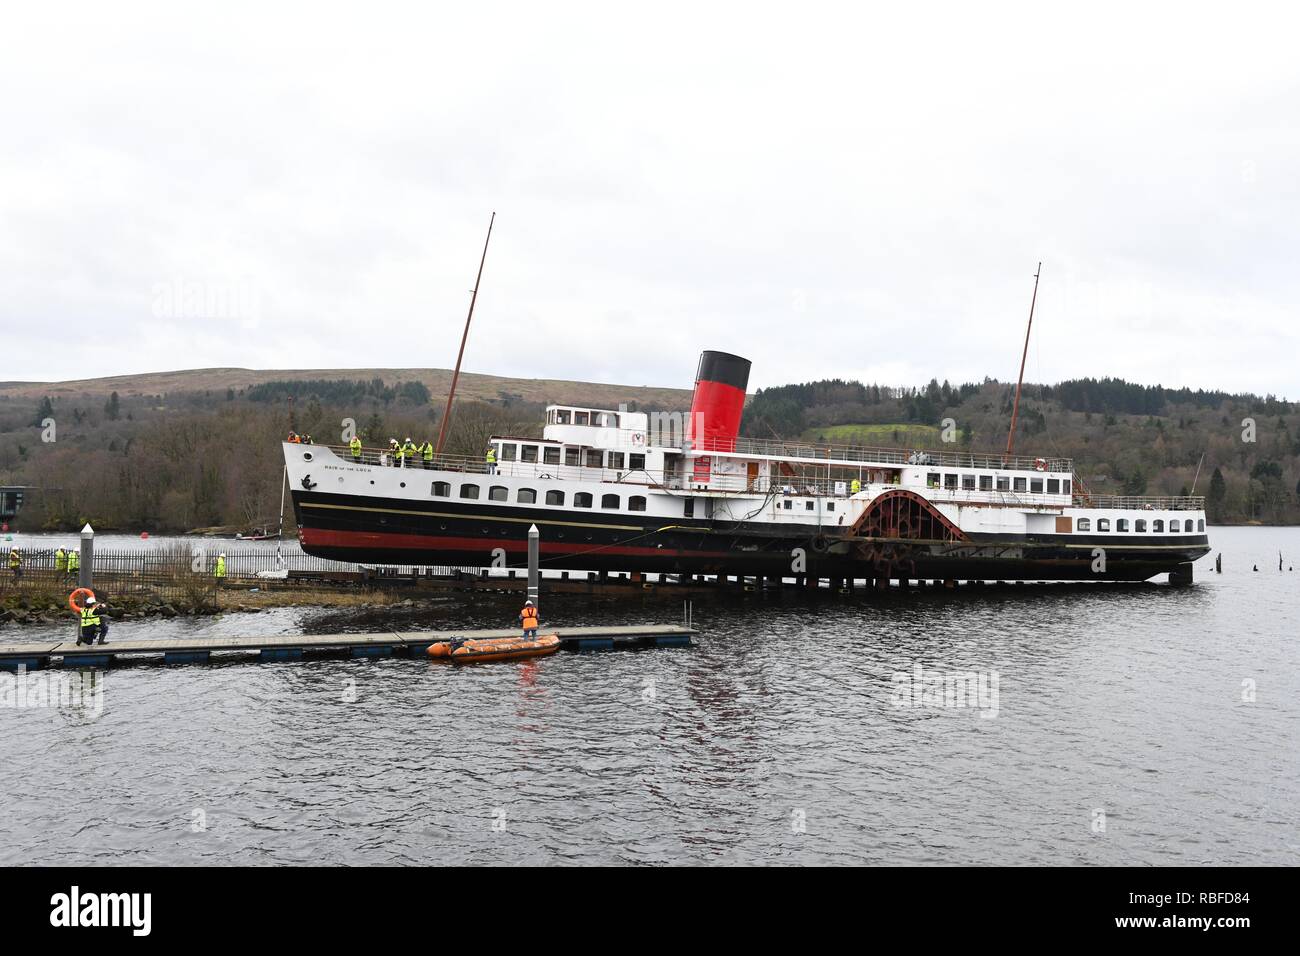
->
[1034,458,1047,472]
[68,587,96,614]
[811,535,830,554]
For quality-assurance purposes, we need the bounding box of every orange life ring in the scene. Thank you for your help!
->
[68,587,96,614]
[1033,458,1047,472]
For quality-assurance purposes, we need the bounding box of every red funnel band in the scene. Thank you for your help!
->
[686,351,751,453]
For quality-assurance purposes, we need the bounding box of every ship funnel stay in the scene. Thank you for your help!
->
[686,350,751,453]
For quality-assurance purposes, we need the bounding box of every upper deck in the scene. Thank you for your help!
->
[691,433,1072,474]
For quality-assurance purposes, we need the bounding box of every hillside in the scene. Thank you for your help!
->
[1,365,1297,531]
[0,366,693,410]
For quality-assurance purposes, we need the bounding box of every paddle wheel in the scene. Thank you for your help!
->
[850,490,966,579]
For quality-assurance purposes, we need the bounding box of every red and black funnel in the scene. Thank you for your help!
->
[686,350,751,452]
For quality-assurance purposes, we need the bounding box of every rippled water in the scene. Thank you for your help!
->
[2,526,1297,865]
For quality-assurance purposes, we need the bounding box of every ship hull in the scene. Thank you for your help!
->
[291,488,1209,582]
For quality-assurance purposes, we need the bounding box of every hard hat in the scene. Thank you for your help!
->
[405,437,412,442]
[85,597,96,605]
[524,599,534,605]
[220,552,226,558]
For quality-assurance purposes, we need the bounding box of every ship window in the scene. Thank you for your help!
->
[460,484,480,499]
[1135,519,1147,532]
[574,492,593,508]
[927,472,940,488]
[684,499,695,517]
[1198,519,1205,532]
[500,443,517,461]
[1185,519,1195,532]
[601,494,620,509]
[431,481,450,497]
[545,490,564,506]
[1076,518,1091,531]
[826,502,835,511]
[630,453,646,471]
[944,474,957,490]
[805,500,814,511]
[961,475,975,490]
[1047,478,1060,494]
[564,447,580,467]
[543,446,560,465]
[518,445,537,463]
[1152,519,1164,532]
[1013,477,1027,492]
[608,452,625,470]
[996,476,1010,491]
[1116,518,1129,532]
[979,475,993,491]
[781,500,792,510]
[517,488,536,504]
[1030,478,1044,493]
[1097,518,1110,531]
[575,411,589,426]
[585,449,603,468]
[1062,480,1071,495]
[629,496,646,512]
[554,409,571,425]
[1166,518,1178,533]
[489,485,508,501]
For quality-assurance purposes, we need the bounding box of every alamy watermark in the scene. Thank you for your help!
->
[891,663,1000,718]
[0,666,104,718]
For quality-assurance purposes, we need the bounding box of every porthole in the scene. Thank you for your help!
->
[400,482,406,488]
[303,452,313,462]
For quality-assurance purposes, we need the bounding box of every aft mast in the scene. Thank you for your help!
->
[1005,262,1042,458]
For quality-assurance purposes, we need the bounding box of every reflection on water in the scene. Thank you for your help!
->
[1,527,1297,865]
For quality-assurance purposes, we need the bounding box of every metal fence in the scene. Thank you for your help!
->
[2,548,218,606]
[2,542,480,605]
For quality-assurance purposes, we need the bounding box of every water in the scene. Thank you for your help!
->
[2,526,1297,865]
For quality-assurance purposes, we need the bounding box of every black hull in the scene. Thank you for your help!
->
[291,490,1209,582]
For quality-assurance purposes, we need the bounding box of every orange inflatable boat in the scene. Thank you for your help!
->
[427,633,561,664]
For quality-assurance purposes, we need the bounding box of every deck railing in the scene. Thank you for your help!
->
[1073,494,1205,511]
[690,436,1073,473]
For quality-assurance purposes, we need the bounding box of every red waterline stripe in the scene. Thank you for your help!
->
[299,527,737,559]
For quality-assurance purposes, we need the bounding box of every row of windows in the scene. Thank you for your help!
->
[780,499,835,511]
[928,472,1070,495]
[433,482,647,511]
[1076,517,1204,533]
[548,409,620,427]
[497,442,645,471]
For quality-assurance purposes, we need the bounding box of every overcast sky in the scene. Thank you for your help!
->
[3,1,1298,397]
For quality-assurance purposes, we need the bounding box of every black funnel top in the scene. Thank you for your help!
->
[695,350,752,391]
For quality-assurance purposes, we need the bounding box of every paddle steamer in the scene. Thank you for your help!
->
[285,351,1209,583]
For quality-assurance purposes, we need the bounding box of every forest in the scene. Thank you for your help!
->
[1,368,1297,531]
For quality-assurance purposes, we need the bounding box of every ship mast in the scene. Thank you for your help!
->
[1005,262,1042,458]
[434,211,496,455]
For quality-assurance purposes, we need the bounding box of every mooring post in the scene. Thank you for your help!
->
[527,523,539,611]
[79,523,94,590]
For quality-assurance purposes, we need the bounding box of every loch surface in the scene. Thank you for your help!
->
[1,526,1296,865]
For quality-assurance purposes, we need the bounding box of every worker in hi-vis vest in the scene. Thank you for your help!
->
[67,549,80,577]
[214,553,227,581]
[850,478,861,494]
[422,441,434,469]
[55,547,67,572]
[349,436,362,461]
[77,596,108,646]
[7,547,20,582]
[518,599,539,638]
[485,446,497,475]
